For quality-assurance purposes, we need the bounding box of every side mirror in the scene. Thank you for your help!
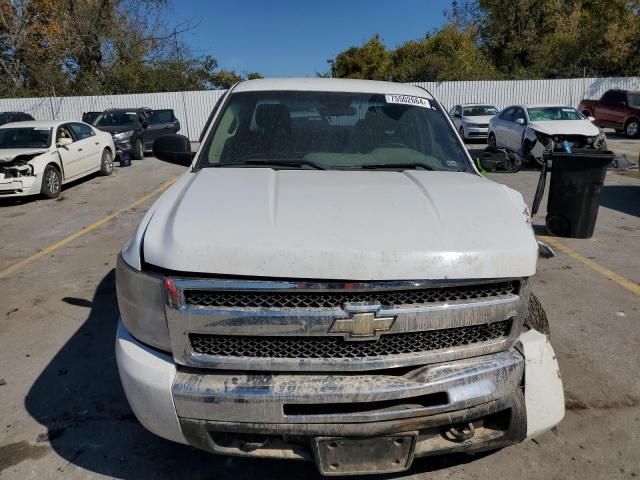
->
[480,146,508,172]
[56,137,73,147]
[588,116,596,122]
[454,112,461,118]
[515,118,526,125]
[153,134,194,166]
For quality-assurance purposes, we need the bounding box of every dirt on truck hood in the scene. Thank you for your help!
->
[142,169,538,280]
[0,148,48,163]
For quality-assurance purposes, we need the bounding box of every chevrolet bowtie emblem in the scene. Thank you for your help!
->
[329,312,396,340]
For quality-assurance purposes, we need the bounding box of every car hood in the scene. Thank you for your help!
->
[529,120,600,136]
[142,169,538,280]
[463,115,495,124]
[94,125,136,134]
[0,148,49,163]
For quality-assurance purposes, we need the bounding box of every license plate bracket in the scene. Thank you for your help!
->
[312,432,417,476]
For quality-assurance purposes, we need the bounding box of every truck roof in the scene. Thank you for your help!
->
[233,77,434,99]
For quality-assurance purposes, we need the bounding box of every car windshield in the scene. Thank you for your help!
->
[200,91,470,172]
[527,107,585,121]
[463,105,498,116]
[629,93,640,108]
[0,127,51,149]
[93,111,136,127]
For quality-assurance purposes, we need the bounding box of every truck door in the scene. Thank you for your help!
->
[596,90,627,128]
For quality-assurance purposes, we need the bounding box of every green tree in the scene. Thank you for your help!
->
[332,34,391,80]
[392,26,497,82]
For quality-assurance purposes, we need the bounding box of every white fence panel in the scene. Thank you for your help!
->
[0,77,638,140]
[413,77,640,110]
[0,90,225,141]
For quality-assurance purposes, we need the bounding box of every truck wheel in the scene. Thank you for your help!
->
[624,119,640,138]
[524,293,550,338]
[41,164,62,199]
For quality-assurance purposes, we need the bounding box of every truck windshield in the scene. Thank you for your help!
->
[0,127,51,149]
[463,106,498,116]
[199,91,471,171]
[629,94,640,108]
[528,107,585,121]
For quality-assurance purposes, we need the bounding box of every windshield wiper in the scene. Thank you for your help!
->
[209,159,326,170]
[361,163,434,171]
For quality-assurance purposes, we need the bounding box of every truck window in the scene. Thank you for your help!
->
[200,90,471,172]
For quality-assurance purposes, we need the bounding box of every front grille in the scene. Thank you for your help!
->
[184,281,519,309]
[189,320,512,359]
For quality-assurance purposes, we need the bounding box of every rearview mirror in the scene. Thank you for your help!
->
[153,134,194,166]
[515,118,525,125]
[454,112,461,118]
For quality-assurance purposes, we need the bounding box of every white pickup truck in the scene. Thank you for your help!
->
[115,78,564,476]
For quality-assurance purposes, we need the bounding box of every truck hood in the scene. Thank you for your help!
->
[0,148,49,163]
[142,169,538,280]
[529,120,600,136]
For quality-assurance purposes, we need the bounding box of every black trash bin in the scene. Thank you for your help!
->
[533,149,614,239]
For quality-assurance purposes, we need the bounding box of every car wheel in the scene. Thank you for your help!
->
[624,119,640,138]
[459,126,466,141]
[132,138,144,160]
[488,132,497,147]
[100,149,113,176]
[41,164,62,199]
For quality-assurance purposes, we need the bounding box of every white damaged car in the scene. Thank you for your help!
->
[0,120,115,199]
[488,104,606,165]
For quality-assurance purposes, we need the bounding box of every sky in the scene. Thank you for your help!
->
[162,0,451,77]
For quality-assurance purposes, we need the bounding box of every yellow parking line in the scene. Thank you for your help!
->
[0,176,179,279]
[538,235,640,297]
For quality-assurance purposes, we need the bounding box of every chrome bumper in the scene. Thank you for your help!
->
[172,347,526,459]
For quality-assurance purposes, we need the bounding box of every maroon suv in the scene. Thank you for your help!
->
[578,89,640,138]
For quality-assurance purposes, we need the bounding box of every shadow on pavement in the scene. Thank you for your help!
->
[600,185,640,218]
[25,270,489,479]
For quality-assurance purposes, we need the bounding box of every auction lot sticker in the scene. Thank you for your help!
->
[385,94,430,108]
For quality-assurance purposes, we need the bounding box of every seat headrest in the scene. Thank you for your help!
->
[255,104,290,129]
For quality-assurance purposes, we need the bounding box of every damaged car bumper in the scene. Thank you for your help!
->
[116,319,564,473]
[0,173,40,197]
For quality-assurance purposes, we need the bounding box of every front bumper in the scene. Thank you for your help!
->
[114,140,134,154]
[116,320,564,467]
[464,127,489,138]
[0,174,41,197]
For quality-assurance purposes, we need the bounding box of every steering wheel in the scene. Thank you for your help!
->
[379,142,410,149]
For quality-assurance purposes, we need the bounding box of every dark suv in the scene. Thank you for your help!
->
[89,108,152,159]
[0,112,35,126]
[145,109,181,151]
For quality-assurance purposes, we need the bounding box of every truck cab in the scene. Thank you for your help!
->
[116,78,564,476]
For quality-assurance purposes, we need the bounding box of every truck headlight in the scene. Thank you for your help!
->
[114,130,134,140]
[116,254,171,352]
